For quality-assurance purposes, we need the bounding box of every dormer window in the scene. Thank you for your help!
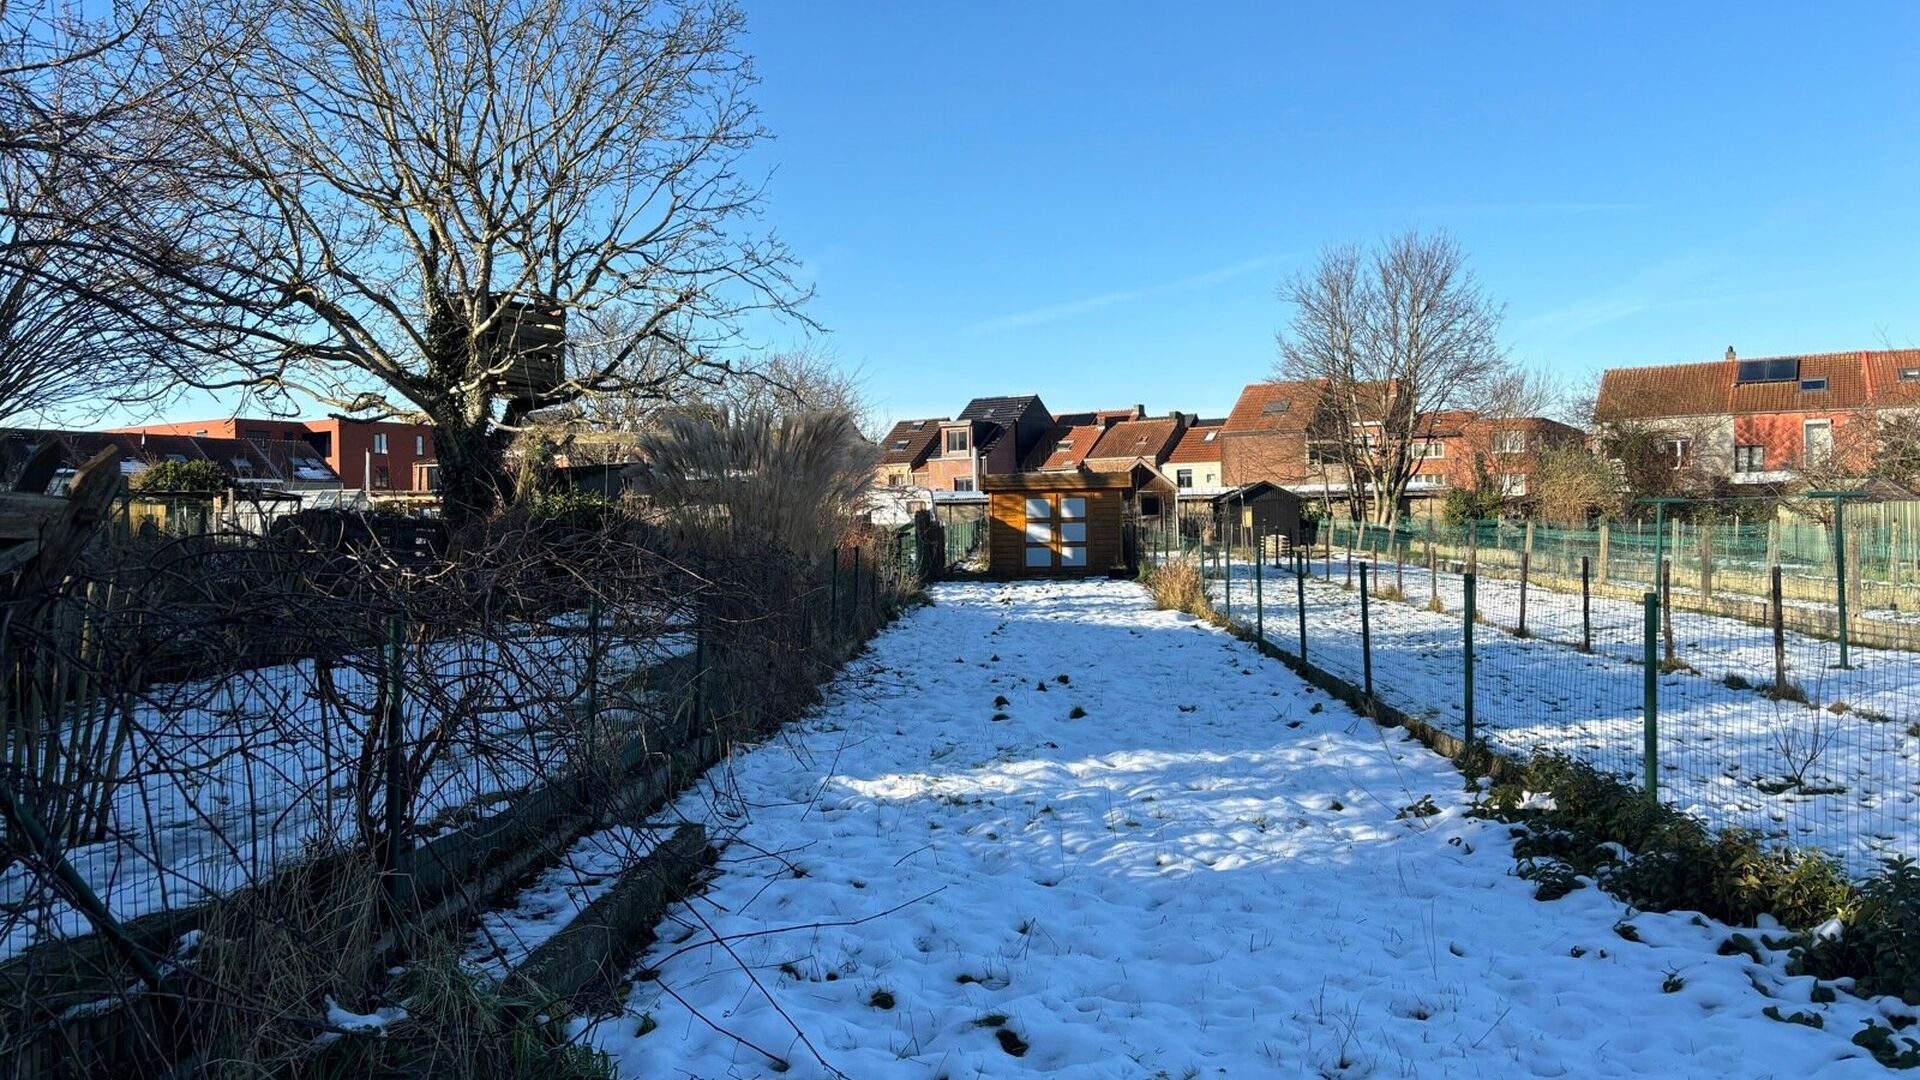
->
[943,429,969,454]
[1054,439,1073,451]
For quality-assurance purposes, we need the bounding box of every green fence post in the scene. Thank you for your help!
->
[1296,554,1308,664]
[1643,590,1659,801]
[1462,572,1476,747]
[1359,561,1373,699]
[1835,497,1852,669]
[1254,528,1265,641]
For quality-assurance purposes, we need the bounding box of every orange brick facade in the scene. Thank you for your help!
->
[119,417,437,491]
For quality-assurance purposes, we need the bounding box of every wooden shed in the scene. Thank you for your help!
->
[981,470,1131,578]
[1213,482,1304,546]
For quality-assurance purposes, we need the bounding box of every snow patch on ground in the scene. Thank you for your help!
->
[580,580,1892,1078]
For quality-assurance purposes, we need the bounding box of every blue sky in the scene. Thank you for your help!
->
[117,3,1920,431]
[739,2,1920,426]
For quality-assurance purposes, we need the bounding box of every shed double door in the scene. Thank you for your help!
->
[1023,494,1088,569]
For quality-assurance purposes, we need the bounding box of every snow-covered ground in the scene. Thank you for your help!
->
[578,580,1897,1077]
[1196,554,1920,877]
[0,621,687,960]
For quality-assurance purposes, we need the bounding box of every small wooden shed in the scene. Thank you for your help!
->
[1213,482,1303,545]
[981,470,1131,578]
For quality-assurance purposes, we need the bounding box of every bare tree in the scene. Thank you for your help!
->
[0,1,208,422]
[1277,230,1508,526]
[137,0,802,523]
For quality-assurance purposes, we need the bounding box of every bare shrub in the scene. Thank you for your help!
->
[1148,556,1211,618]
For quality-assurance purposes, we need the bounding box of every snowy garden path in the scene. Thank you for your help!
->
[586,580,1893,1078]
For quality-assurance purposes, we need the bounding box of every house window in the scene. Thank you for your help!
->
[414,435,426,456]
[1800,377,1828,392]
[1804,420,1834,466]
[1176,468,1194,489]
[372,433,389,454]
[953,476,975,492]
[1493,431,1526,455]
[373,464,391,489]
[244,428,271,442]
[1140,495,1161,516]
[1734,445,1766,473]
[1500,473,1527,496]
[944,429,969,454]
[886,473,902,487]
[1662,438,1691,467]
[1411,440,1444,459]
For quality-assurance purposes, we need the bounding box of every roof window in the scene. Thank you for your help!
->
[1800,377,1828,392]
[1901,368,1920,382]
[1261,400,1293,416]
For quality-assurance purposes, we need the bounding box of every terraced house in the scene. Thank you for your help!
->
[1593,347,1920,486]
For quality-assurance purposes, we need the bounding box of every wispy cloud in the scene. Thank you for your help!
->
[965,255,1286,335]
[1413,201,1643,220]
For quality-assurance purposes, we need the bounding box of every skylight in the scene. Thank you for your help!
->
[1203,431,1217,442]
[1261,400,1293,415]
[1902,368,1920,382]
[1800,377,1828,392]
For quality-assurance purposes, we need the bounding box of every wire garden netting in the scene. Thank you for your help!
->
[1142,508,1920,880]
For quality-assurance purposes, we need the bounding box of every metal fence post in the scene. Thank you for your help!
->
[1254,529,1264,641]
[1643,590,1659,801]
[1358,561,1373,699]
[1296,554,1308,664]
[1462,572,1476,746]
[1224,528,1233,621]
[383,614,407,917]
[1580,555,1592,653]
[1835,498,1853,669]
[1772,564,1788,693]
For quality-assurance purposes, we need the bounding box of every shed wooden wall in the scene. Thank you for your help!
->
[986,489,1125,578]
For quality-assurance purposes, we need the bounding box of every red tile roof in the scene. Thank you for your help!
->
[1596,349,1920,422]
[1222,380,1327,434]
[1164,419,1226,464]
[1024,423,1105,470]
[1052,406,1144,426]
[1086,417,1183,463]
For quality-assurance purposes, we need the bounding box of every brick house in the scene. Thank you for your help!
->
[1162,419,1227,493]
[875,418,945,488]
[119,416,437,492]
[1594,348,1920,485]
[912,396,1055,494]
[1216,379,1583,513]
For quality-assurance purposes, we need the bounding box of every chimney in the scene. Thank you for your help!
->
[1726,346,1737,362]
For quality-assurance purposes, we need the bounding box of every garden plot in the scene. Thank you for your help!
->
[0,621,689,961]
[1207,557,1920,876]
[580,580,1891,1078]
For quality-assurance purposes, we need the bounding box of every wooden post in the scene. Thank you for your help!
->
[1394,541,1404,596]
[1771,564,1787,694]
[1429,540,1439,604]
[1467,524,1479,576]
[1597,522,1611,586]
[1766,519,1780,574]
[1518,548,1531,636]
[1345,547,1353,587]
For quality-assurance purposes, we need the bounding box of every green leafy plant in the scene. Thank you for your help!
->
[130,458,229,492]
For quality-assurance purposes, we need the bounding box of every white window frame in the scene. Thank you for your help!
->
[1175,468,1193,489]
[1493,431,1526,455]
[1733,444,1765,473]
[1804,420,1834,466]
[371,432,389,455]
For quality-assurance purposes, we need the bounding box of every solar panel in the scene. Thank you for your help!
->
[1735,358,1800,383]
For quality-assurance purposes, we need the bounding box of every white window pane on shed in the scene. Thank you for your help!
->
[1025,545,1052,568]
[1024,497,1051,519]
[1025,521,1053,543]
[1061,522,1087,543]
[1060,497,1087,519]
[1060,545,1088,568]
